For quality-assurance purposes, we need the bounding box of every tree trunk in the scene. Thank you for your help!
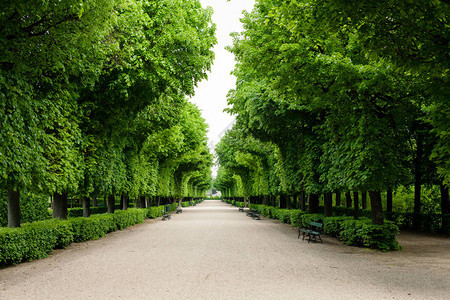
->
[361,192,367,209]
[157,196,161,207]
[441,181,449,231]
[335,192,341,206]
[286,195,291,209]
[413,181,422,230]
[353,192,359,220]
[82,197,90,217]
[119,195,124,210]
[386,189,393,219]
[134,197,139,208]
[92,197,98,207]
[279,194,287,209]
[300,192,306,211]
[413,130,423,230]
[122,194,128,210]
[140,196,146,208]
[293,194,298,209]
[324,193,333,217]
[53,192,68,219]
[345,192,352,208]
[107,195,115,214]
[369,191,384,225]
[7,189,20,228]
[309,193,320,213]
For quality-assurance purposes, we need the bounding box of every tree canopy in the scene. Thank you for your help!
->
[1,0,216,227]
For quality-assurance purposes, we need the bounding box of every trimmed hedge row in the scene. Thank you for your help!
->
[0,207,172,266]
[243,203,400,251]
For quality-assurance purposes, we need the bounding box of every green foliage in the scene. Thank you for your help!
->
[301,214,324,228]
[0,208,151,265]
[0,219,73,265]
[0,192,51,227]
[1,0,215,226]
[340,218,400,251]
[275,209,292,224]
[323,216,353,237]
[147,206,164,219]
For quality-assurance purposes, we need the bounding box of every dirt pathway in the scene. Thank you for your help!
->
[0,200,449,299]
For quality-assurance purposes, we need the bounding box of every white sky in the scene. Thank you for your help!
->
[190,0,256,156]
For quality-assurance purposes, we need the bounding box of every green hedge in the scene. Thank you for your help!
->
[0,219,73,265]
[0,208,152,266]
[323,216,353,237]
[244,203,400,251]
[339,218,401,251]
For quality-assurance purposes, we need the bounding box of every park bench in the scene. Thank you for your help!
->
[176,207,183,214]
[246,209,261,220]
[298,221,323,243]
[162,205,171,221]
[238,207,244,212]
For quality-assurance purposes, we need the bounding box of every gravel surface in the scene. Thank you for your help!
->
[0,200,449,299]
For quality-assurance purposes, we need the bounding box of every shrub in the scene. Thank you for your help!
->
[289,210,304,227]
[181,202,190,207]
[0,219,74,265]
[147,206,164,219]
[339,218,400,251]
[169,203,178,212]
[358,221,401,251]
[300,214,324,228]
[0,208,150,266]
[70,217,106,242]
[235,201,245,208]
[275,209,291,223]
[323,216,353,237]
[339,219,369,246]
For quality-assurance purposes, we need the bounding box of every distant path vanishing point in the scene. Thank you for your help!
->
[1,200,449,299]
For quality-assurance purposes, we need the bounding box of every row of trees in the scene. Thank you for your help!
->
[214,0,449,226]
[1,0,216,227]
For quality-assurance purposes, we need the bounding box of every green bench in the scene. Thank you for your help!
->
[162,205,171,221]
[298,221,323,243]
[246,209,261,220]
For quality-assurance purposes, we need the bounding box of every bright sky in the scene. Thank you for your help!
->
[190,0,256,155]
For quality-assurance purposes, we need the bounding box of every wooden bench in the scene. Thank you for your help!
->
[238,207,244,212]
[246,209,261,220]
[298,221,323,243]
[176,207,182,214]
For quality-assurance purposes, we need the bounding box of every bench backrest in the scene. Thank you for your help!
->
[310,221,323,228]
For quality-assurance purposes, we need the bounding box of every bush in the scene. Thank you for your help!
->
[339,218,401,251]
[289,210,304,227]
[300,214,324,228]
[323,216,353,237]
[0,219,74,265]
[181,202,190,207]
[0,208,150,266]
[147,206,164,219]
[275,209,292,223]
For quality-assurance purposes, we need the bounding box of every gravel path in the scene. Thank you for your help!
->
[0,200,449,299]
